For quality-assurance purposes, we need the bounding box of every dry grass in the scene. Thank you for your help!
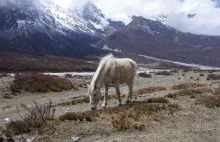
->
[196,95,220,108]
[133,87,166,96]
[166,89,203,99]
[10,72,76,93]
[111,103,180,131]
[155,71,172,76]
[138,72,152,78]
[207,74,220,80]
[214,87,220,95]
[171,83,207,90]
[59,102,180,131]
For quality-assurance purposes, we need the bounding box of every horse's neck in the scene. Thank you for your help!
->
[93,64,106,88]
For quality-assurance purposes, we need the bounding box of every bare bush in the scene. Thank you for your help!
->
[17,100,56,128]
[5,101,56,136]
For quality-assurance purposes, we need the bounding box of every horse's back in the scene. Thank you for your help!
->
[105,57,136,84]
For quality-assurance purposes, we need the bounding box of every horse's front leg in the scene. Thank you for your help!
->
[102,84,108,109]
[115,84,122,106]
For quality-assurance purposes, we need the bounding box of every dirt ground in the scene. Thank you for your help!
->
[0,70,220,142]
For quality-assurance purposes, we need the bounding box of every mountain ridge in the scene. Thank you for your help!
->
[96,16,220,67]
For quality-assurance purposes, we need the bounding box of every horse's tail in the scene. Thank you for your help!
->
[130,60,137,80]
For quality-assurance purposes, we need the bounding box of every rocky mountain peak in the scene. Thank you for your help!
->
[82,1,104,22]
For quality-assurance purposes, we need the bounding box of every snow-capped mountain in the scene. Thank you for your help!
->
[96,16,220,67]
[150,15,167,23]
[0,0,124,56]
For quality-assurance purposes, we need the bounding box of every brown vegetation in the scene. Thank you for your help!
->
[207,74,220,80]
[147,97,169,103]
[171,83,206,90]
[10,72,76,93]
[0,52,97,72]
[196,95,220,108]
[166,89,203,99]
[138,72,152,78]
[133,87,166,96]
[155,71,173,76]
[214,87,220,95]
[59,102,180,131]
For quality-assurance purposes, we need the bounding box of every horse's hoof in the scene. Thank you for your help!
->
[118,104,122,107]
[126,100,131,104]
[102,106,107,109]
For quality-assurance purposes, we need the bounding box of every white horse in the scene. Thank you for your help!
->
[88,54,137,110]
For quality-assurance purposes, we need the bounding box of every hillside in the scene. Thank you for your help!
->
[96,16,220,67]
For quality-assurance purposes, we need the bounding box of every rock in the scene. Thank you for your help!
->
[3,104,12,111]
[71,137,80,142]
[0,137,3,142]
[26,137,35,142]
[4,118,10,122]
[5,138,15,142]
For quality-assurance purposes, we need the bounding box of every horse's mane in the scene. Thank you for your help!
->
[99,54,114,67]
[91,54,114,87]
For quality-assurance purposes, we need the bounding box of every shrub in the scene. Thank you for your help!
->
[199,73,205,77]
[133,87,166,96]
[196,95,220,108]
[71,97,90,105]
[138,72,152,78]
[112,113,132,131]
[166,89,203,99]
[214,87,220,95]
[59,112,77,121]
[5,120,31,137]
[155,71,172,76]
[171,83,206,90]
[147,97,169,103]
[59,111,98,122]
[10,72,76,93]
[207,74,220,80]
[65,74,72,78]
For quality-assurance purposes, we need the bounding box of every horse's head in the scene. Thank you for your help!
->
[88,84,101,110]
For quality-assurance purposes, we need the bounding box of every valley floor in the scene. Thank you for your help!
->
[0,70,220,141]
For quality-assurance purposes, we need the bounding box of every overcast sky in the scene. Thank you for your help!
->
[92,0,220,36]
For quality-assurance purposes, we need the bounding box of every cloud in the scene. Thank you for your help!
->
[92,0,220,35]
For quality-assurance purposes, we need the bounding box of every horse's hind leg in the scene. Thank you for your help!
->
[126,82,133,104]
[102,84,108,108]
[115,84,122,106]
